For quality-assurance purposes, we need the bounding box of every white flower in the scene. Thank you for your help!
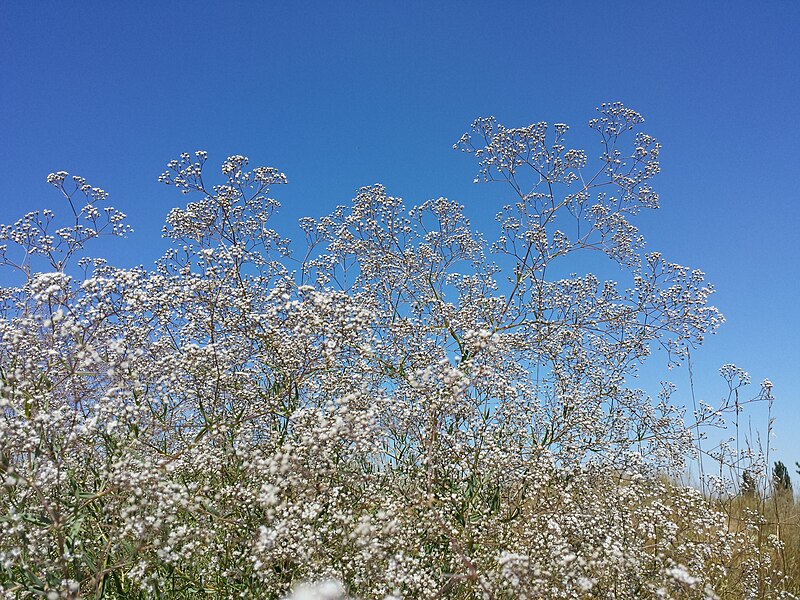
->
[283,580,348,600]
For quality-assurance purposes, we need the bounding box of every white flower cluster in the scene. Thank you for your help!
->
[0,105,784,599]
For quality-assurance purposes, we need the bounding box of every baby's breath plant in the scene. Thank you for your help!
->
[0,105,792,599]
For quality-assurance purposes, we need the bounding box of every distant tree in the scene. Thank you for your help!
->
[742,469,757,497]
[773,461,792,494]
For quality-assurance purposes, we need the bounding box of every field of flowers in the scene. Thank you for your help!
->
[1,104,795,598]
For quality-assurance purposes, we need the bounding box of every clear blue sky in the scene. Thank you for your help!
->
[2,2,798,472]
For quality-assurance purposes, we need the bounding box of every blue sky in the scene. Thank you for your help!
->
[2,2,798,473]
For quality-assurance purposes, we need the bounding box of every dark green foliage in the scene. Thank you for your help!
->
[742,469,757,497]
[773,461,792,493]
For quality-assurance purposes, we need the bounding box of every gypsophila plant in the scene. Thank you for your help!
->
[0,105,791,599]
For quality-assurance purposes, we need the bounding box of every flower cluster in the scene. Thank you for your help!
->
[0,105,787,598]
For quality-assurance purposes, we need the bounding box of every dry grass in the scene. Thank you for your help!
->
[709,489,800,597]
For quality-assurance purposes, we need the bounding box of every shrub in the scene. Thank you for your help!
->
[0,105,790,598]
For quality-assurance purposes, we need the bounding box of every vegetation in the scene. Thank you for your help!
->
[0,104,795,598]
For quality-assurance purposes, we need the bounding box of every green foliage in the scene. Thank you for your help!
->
[774,461,792,494]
